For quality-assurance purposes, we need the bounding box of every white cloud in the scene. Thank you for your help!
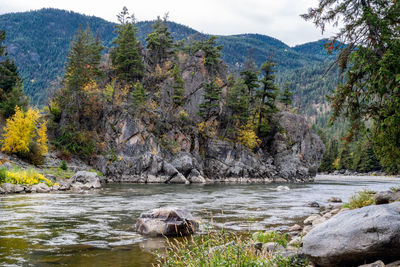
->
[0,0,338,46]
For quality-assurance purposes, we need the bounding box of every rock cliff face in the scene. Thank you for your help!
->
[94,110,324,184]
[92,51,324,183]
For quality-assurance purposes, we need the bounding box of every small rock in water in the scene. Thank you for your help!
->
[307,201,320,208]
[136,207,199,237]
[358,260,385,267]
[276,186,290,191]
[289,224,302,232]
[328,197,342,203]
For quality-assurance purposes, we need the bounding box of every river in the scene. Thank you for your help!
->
[0,175,399,266]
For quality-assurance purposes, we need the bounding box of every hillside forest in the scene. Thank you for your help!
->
[0,5,398,174]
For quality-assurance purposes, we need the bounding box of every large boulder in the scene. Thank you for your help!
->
[69,171,101,189]
[303,202,400,267]
[136,207,199,237]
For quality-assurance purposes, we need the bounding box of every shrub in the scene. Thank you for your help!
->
[0,167,55,186]
[60,160,68,170]
[343,190,376,209]
[237,123,261,150]
[1,106,48,165]
[252,231,289,247]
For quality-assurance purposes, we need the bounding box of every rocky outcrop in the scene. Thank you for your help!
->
[136,207,199,237]
[95,110,323,184]
[302,202,400,267]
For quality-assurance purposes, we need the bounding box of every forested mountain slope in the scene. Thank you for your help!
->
[0,8,335,109]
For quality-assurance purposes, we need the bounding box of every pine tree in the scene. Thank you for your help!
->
[145,14,174,66]
[171,64,185,107]
[64,26,103,93]
[0,29,28,117]
[227,78,250,125]
[240,67,259,114]
[303,0,400,173]
[131,81,146,109]
[280,82,293,109]
[257,60,279,135]
[199,80,221,120]
[110,7,144,85]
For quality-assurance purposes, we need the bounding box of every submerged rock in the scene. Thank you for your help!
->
[303,202,400,267]
[136,207,199,237]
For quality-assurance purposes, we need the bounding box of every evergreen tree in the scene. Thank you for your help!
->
[303,0,400,173]
[0,29,28,117]
[131,81,146,109]
[146,14,174,66]
[257,60,279,135]
[240,66,259,114]
[199,80,221,120]
[110,7,144,84]
[64,25,103,93]
[227,78,250,125]
[170,64,185,107]
[280,82,293,109]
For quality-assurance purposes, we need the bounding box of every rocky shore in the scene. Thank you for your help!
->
[272,189,400,267]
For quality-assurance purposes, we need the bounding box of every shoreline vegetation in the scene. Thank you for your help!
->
[153,187,400,267]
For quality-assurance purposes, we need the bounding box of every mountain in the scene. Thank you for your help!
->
[0,8,335,107]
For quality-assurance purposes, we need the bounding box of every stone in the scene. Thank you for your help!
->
[289,224,302,232]
[13,184,24,193]
[311,217,326,226]
[136,207,198,237]
[307,201,320,208]
[288,236,302,247]
[303,202,400,267]
[0,162,13,169]
[276,186,290,191]
[358,260,385,267]
[69,171,101,189]
[304,214,321,225]
[263,242,285,253]
[386,260,400,267]
[0,187,4,194]
[302,225,313,235]
[31,183,50,193]
[375,191,398,205]
[168,173,189,184]
[328,197,342,203]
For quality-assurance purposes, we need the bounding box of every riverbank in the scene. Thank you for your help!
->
[316,174,400,181]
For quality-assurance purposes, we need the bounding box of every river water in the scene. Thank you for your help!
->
[0,175,399,266]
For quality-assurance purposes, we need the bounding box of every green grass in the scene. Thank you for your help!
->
[155,229,307,267]
[342,190,376,209]
[390,185,400,192]
[41,167,74,180]
[252,231,289,247]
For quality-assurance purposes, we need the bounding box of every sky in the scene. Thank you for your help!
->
[0,0,337,46]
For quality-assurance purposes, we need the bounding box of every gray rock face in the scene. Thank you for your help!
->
[69,171,101,189]
[303,202,400,267]
[136,207,199,237]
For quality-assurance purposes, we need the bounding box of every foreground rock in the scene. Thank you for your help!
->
[303,202,400,267]
[68,171,101,190]
[136,207,199,237]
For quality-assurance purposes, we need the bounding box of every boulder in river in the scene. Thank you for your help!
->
[136,207,199,237]
[303,202,400,267]
[69,171,101,189]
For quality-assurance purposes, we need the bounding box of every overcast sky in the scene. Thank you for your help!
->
[0,0,336,46]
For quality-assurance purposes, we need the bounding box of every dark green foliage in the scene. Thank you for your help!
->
[170,65,185,107]
[227,77,250,125]
[131,81,146,109]
[0,83,29,118]
[199,80,221,120]
[146,15,174,66]
[0,30,28,117]
[280,82,293,109]
[110,7,144,84]
[303,0,400,173]
[54,127,96,157]
[60,160,68,170]
[64,25,103,92]
[257,60,279,135]
[319,138,339,172]
[0,167,7,183]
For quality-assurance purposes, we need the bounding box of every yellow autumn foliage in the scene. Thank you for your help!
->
[237,123,261,150]
[1,106,48,159]
[1,168,55,186]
